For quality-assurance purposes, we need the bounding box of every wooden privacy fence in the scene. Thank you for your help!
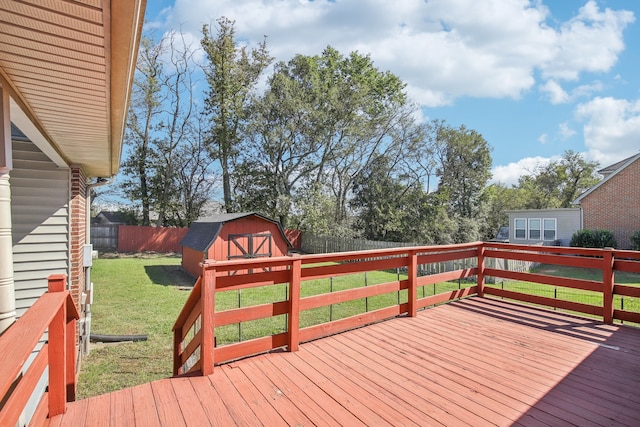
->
[0,275,79,426]
[173,241,640,376]
[117,225,188,253]
[92,225,303,252]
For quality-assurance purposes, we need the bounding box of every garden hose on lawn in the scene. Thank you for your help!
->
[90,333,148,343]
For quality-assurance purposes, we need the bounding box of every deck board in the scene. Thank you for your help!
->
[50,297,640,426]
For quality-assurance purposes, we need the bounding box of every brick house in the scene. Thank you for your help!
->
[574,152,640,250]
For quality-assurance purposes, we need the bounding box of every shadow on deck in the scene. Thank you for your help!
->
[49,297,640,426]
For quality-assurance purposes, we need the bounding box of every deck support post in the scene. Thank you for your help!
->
[407,250,418,317]
[288,254,301,352]
[201,261,216,375]
[477,244,485,297]
[48,275,68,417]
[603,248,614,324]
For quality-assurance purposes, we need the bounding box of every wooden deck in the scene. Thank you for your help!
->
[49,297,640,426]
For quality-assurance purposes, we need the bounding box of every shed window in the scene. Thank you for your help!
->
[543,218,556,241]
[528,218,541,240]
[514,218,526,239]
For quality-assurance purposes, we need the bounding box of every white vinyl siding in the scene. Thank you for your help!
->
[508,209,582,246]
[11,138,70,317]
[543,218,557,241]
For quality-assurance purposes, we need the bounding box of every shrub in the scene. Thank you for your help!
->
[570,229,617,249]
[631,230,640,251]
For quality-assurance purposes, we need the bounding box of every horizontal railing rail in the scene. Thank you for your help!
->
[0,275,79,427]
[173,243,482,375]
[173,242,640,376]
[484,242,640,324]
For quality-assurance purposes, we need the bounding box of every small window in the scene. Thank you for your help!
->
[543,218,556,241]
[515,218,526,239]
[528,218,541,240]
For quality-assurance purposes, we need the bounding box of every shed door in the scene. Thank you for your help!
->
[228,233,273,274]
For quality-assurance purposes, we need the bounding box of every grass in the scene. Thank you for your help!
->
[77,255,189,399]
[485,264,640,316]
[78,256,640,399]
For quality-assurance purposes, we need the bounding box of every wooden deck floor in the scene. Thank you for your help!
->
[49,297,640,426]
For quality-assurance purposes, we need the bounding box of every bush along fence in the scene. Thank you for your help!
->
[172,242,640,376]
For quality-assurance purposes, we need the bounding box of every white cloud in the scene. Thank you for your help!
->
[491,156,557,186]
[540,80,569,104]
[540,80,604,105]
[157,0,634,107]
[558,122,576,139]
[540,0,635,81]
[575,96,640,165]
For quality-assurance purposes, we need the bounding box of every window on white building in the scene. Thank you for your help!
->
[528,218,541,240]
[515,218,526,239]
[543,218,557,241]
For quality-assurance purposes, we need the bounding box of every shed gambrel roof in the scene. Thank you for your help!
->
[573,152,640,204]
[181,212,293,252]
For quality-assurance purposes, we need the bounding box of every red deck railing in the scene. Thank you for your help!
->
[2,243,639,424]
[173,242,640,376]
[0,275,79,426]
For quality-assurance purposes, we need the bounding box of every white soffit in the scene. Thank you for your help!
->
[0,0,145,177]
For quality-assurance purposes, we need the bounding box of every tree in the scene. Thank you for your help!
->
[351,156,412,242]
[479,183,527,239]
[516,150,600,209]
[242,46,414,229]
[169,113,219,226]
[436,124,492,219]
[201,17,272,212]
[121,31,217,226]
[350,155,458,244]
[153,30,198,226]
[121,35,164,225]
[557,150,600,207]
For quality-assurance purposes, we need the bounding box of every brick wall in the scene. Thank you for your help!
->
[581,157,640,249]
[70,166,87,310]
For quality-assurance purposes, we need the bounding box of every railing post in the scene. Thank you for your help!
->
[603,248,614,324]
[47,274,67,417]
[288,254,301,352]
[408,250,418,317]
[173,324,183,376]
[477,244,485,297]
[66,315,76,401]
[200,261,216,375]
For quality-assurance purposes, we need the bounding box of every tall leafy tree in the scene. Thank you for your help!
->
[241,46,414,228]
[201,17,272,212]
[351,156,411,242]
[436,124,492,219]
[516,150,600,209]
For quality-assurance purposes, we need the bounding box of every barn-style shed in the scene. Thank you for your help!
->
[181,212,293,277]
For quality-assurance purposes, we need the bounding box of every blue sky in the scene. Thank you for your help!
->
[144,0,640,186]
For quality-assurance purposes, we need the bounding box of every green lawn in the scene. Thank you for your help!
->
[485,264,640,316]
[77,255,188,399]
[78,256,640,399]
